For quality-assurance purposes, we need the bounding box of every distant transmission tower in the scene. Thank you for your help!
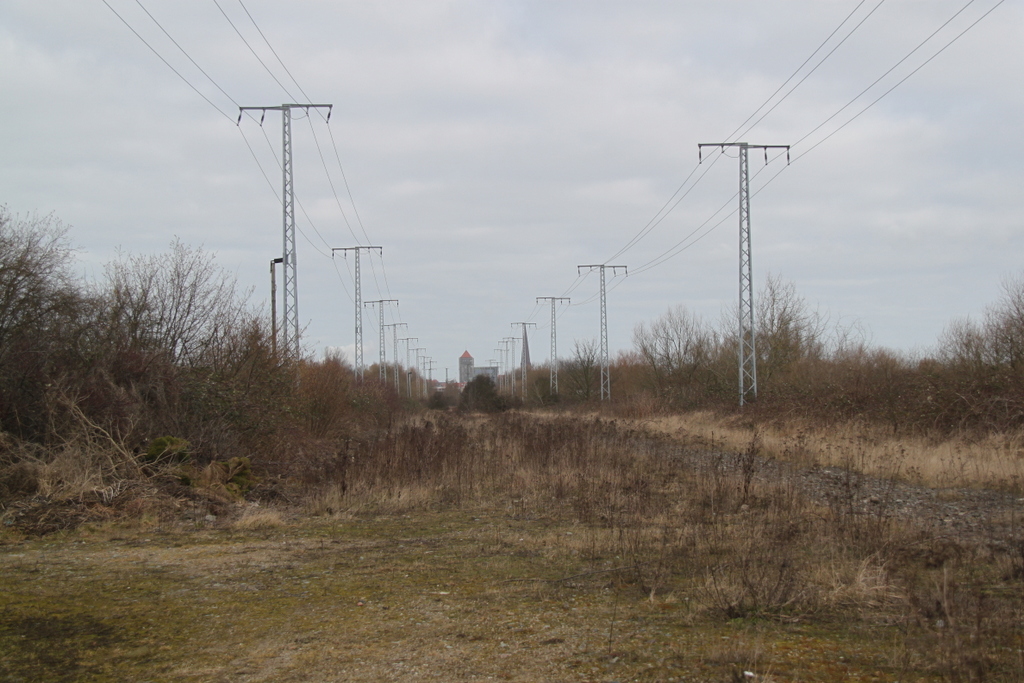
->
[503,337,518,395]
[536,297,569,394]
[365,299,398,382]
[332,246,383,380]
[399,337,417,398]
[577,264,626,401]
[238,104,333,358]
[384,322,407,392]
[699,142,789,406]
[493,348,505,390]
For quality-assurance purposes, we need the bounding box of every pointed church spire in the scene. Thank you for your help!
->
[521,327,531,370]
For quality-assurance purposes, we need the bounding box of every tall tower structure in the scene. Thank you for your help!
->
[512,322,537,400]
[699,142,789,406]
[459,351,474,384]
[537,296,569,394]
[365,299,398,382]
[238,104,332,358]
[332,246,383,380]
[577,264,626,401]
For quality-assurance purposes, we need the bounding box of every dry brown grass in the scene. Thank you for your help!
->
[3,412,1022,681]
[638,411,1024,489]
[230,506,288,530]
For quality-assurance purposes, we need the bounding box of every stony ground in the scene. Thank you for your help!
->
[690,445,1024,548]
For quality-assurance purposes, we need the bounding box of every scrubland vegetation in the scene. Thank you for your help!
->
[2,207,1024,681]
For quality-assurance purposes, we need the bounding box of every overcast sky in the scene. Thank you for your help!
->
[2,0,1021,378]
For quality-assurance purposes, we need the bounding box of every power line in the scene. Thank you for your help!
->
[211,0,300,102]
[727,0,886,143]
[602,0,885,266]
[100,0,233,122]
[624,0,1003,278]
[131,0,240,108]
[228,0,398,315]
[305,116,361,245]
[792,0,999,152]
[226,0,398,318]
[323,124,398,314]
[235,0,315,103]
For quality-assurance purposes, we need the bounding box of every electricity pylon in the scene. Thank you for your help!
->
[512,322,537,401]
[384,322,407,392]
[699,142,790,406]
[502,337,518,396]
[238,104,332,359]
[536,296,569,394]
[426,359,437,398]
[399,337,417,398]
[414,348,428,399]
[365,299,398,383]
[332,246,383,380]
[493,348,504,390]
[577,264,627,401]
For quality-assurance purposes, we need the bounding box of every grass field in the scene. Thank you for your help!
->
[0,511,933,682]
[2,412,1023,682]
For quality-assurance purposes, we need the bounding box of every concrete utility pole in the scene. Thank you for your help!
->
[699,142,790,406]
[536,297,570,395]
[365,299,398,383]
[331,246,383,380]
[512,322,537,401]
[384,323,407,392]
[238,104,333,358]
[270,257,283,356]
[577,264,627,401]
[399,337,418,398]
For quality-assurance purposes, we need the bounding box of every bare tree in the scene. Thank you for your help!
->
[755,273,828,379]
[633,305,720,402]
[563,339,600,402]
[0,208,78,362]
[103,239,249,367]
[939,274,1024,371]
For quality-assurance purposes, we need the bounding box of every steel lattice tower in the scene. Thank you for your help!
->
[699,142,789,406]
[415,349,427,399]
[238,104,332,359]
[400,337,417,398]
[366,300,398,382]
[332,246,382,380]
[385,323,407,392]
[578,265,626,401]
[503,337,517,395]
[536,297,569,394]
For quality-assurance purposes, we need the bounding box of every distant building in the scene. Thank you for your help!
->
[475,365,499,382]
[459,351,474,383]
[459,350,498,385]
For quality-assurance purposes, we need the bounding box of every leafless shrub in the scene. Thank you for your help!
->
[896,558,1024,682]
[634,305,724,407]
[562,339,600,403]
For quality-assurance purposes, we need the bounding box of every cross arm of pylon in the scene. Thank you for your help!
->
[698,142,790,165]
